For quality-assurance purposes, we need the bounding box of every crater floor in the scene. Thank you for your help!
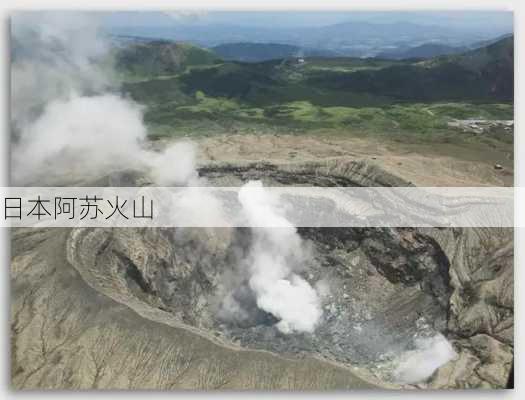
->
[11,161,514,389]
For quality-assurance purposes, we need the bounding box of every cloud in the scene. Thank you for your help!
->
[162,11,208,23]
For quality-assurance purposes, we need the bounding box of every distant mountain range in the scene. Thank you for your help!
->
[120,35,513,112]
[211,43,338,62]
[106,19,512,57]
[377,43,468,60]
[313,35,514,102]
[112,30,512,67]
[376,33,513,60]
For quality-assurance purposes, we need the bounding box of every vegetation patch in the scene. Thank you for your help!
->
[116,36,512,148]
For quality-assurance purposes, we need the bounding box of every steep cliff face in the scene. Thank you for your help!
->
[10,161,513,389]
[423,227,513,388]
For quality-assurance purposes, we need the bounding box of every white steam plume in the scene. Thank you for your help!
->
[11,12,112,130]
[393,334,457,384]
[12,11,321,336]
[11,12,199,186]
[238,181,322,334]
[12,94,147,183]
[146,141,200,186]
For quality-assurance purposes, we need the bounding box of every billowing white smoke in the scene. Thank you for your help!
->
[12,93,200,185]
[13,12,323,334]
[11,12,198,187]
[12,95,147,183]
[146,142,200,186]
[238,181,322,334]
[11,12,112,131]
[393,334,457,384]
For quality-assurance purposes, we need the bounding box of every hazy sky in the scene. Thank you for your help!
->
[99,10,513,31]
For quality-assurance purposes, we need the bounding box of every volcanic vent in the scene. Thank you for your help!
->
[66,161,461,384]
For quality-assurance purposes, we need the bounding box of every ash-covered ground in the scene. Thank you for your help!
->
[43,162,511,388]
[11,162,514,389]
[112,165,452,382]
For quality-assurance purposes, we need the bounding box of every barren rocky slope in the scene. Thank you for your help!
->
[11,161,513,389]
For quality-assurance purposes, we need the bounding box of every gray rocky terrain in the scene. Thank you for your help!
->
[10,160,513,389]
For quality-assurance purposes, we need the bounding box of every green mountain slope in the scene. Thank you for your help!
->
[115,40,222,79]
[125,36,512,105]
[425,35,514,100]
[308,36,513,102]
[119,36,513,139]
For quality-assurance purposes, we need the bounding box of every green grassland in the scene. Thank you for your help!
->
[116,38,513,146]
